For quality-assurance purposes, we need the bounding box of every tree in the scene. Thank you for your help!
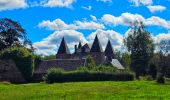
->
[0,18,32,51]
[156,40,170,83]
[122,52,131,69]
[124,21,155,78]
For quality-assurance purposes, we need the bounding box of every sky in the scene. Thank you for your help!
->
[0,0,170,55]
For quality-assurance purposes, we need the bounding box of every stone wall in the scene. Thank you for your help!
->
[0,60,25,83]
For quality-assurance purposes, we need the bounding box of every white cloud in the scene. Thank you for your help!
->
[42,0,75,8]
[34,30,87,55]
[97,0,112,3]
[81,6,92,11]
[147,5,166,13]
[146,16,170,29]
[129,0,153,6]
[101,12,170,29]
[102,13,145,26]
[0,0,27,11]
[90,15,97,21]
[154,33,170,44]
[88,29,123,50]
[38,18,105,30]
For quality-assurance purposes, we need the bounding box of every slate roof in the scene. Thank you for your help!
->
[81,43,90,53]
[57,37,70,54]
[111,59,124,70]
[90,35,103,52]
[105,40,114,56]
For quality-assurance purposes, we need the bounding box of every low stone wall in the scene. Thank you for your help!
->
[0,60,25,83]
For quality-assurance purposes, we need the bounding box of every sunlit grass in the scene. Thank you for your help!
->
[0,81,170,100]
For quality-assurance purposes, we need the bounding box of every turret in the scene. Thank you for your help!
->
[57,37,70,54]
[90,35,103,52]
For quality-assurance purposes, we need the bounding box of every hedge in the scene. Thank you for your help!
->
[45,68,134,83]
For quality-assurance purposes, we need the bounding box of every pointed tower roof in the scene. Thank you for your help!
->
[90,35,103,52]
[105,40,114,56]
[78,42,82,49]
[57,37,70,54]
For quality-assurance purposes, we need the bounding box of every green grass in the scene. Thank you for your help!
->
[0,81,170,100]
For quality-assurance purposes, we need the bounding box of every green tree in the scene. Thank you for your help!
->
[156,40,170,83]
[122,52,131,69]
[0,18,32,51]
[124,21,155,78]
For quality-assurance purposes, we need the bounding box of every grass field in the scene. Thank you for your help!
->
[0,81,170,100]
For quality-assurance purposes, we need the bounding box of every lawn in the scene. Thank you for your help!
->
[0,81,170,100]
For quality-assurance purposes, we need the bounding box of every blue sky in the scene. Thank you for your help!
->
[0,0,170,55]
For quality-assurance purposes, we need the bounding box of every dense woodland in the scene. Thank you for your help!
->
[0,18,170,83]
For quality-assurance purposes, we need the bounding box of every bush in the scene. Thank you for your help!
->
[45,68,134,83]
[156,73,165,83]
[77,65,117,73]
[0,47,34,82]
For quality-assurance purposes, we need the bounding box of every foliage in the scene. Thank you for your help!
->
[86,55,96,69]
[124,21,155,78]
[0,47,34,81]
[157,40,170,80]
[77,65,117,73]
[0,18,32,51]
[44,68,134,83]
[121,52,131,68]
[156,73,165,83]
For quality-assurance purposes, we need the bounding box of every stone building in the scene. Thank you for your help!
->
[34,35,124,81]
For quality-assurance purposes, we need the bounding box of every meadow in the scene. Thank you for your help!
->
[0,81,170,100]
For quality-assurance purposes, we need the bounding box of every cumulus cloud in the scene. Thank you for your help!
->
[154,33,170,44]
[33,30,87,55]
[129,0,153,6]
[146,16,170,29]
[0,0,27,11]
[147,5,166,13]
[101,12,170,29]
[102,13,145,26]
[38,18,105,30]
[42,0,75,8]
[88,29,123,50]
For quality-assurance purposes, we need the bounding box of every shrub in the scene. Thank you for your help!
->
[0,47,34,82]
[45,68,134,83]
[156,73,165,83]
[77,65,117,73]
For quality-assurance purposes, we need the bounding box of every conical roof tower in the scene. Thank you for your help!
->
[90,35,103,52]
[105,40,114,56]
[105,40,114,61]
[57,37,70,54]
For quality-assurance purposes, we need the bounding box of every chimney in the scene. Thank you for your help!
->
[75,45,77,53]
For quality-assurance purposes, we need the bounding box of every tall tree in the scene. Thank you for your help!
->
[157,40,170,83]
[0,18,32,51]
[124,21,155,78]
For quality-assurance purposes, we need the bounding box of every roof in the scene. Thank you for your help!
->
[90,35,103,52]
[81,43,90,53]
[57,37,70,54]
[78,42,82,49]
[105,40,114,56]
[111,59,124,70]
